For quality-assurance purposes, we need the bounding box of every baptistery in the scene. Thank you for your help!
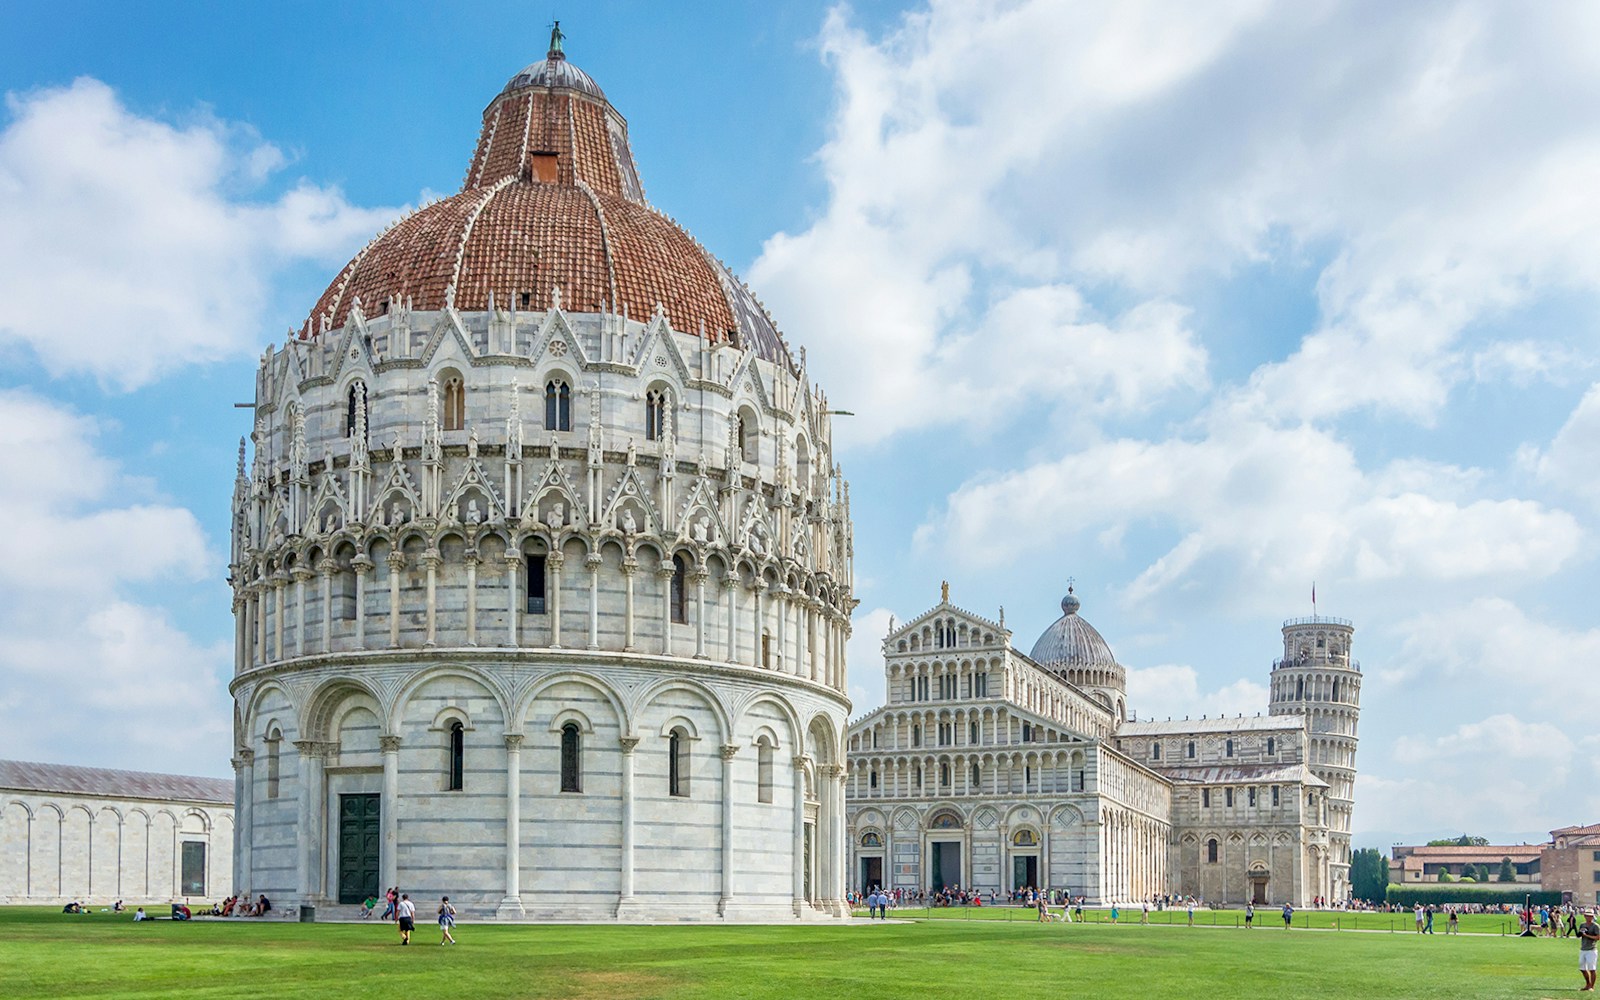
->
[227,32,855,920]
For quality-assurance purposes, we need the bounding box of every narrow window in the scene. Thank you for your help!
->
[545,380,571,431]
[1248,786,1257,807]
[446,720,465,791]
[757,739,774,804]
[1073,769,1084,792]
[914,765,922,789]
[1187,741,1196,759]
[443,376,465,431]
[1022,723,1032,742]
[1151,743,1161,761]
[969,721,979,744]
[869,770,878,789]
[1296,677,1304,699]
[1207,839,1219,863]
[668,728,690,797]
[970,762,980,788]
[1202,788,1210,808]
[646,389,668,441]
[1225,787,1234,807]
[1226,739,1234,757]
[939,762,950,787]
[762,633,771,668]
[1267,737,1276,756]
[739,414,758,463]
[1272,786,1280,807]
[345,381,367,440]
[974,674,987,697]
[526,554,547,614]
[912,725,921,748]
[670,555,688,624]
[265,729,281,799]
[560,722,582,793]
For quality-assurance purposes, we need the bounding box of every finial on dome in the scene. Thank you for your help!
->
[1061,578,1080,616]
[548,20,566,60]
[941,580,949,603]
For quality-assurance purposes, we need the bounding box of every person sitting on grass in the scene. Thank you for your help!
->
[112,900,124,913]
[133,907,148,921]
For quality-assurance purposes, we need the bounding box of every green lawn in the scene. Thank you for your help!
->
[862,904,1531,935]
[1,905,1584,999]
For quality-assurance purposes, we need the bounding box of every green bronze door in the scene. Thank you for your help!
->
[337,793,380,904]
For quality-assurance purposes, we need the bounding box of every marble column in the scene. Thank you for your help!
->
[504,553,520,646]
[386,552,404,647]
[380,735,401,893]
[294,741,324,901]
[586,555,602,649]
[721,578,737,661]
[464,550,478,646]
[232,750,254,895]
[622,559,637,651]
[792,756,807,914]
[273,575,286,661]
[317,561,334,654]
[774,585,787,673]
[352,555,371,650]
[656,566,674,655]
[498,735,525,918]
[292,567,313,656]
[719,743,739,915]
[423,547,441,646]
[549,552,565,647]
[617,736,639,916]
[692,573,709,658]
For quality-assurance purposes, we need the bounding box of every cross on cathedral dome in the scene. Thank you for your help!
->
[300,33,794,368]
[1029,584,1117,670]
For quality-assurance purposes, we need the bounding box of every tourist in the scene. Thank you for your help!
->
[133,907,148,921]
[438,896,456,945]
[1245,903,1254,929]
[382,887,398,921]
[1578,909,1599,992]
[112,900,124,913]
[1110,904,1120,924]
[1424,905,1434,935]
[1282,902,1294,929]
[1187,900,1195,927]
[396,893,416,945]
[257,894,273,917]
[1141,901,1150,924]
[1415,903,1425,934]
[1447,908,1459,935]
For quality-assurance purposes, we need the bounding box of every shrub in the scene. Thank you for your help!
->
[1385,883,1560,908]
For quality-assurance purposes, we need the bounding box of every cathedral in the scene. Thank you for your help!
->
[844,587,1361,906]
[228,33,855,921]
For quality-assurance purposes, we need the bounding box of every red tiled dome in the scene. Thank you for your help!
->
[303,48,792,367]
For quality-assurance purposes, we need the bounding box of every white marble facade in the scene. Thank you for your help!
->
[230,302,855,920]
[0,761,233,905]
[846,593,1359,906]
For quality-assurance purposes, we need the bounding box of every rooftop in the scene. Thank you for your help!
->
[1157,763,1326,786]
[0,759,233,805]
[1119,715,1304,736]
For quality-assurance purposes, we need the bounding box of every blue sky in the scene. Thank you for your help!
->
[3,1,1598,849]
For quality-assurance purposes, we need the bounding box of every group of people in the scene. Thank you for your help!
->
[374,886,455,945]
[1241,902,1296,928]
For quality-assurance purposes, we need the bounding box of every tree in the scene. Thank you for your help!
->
[1427,834,1490,847]
[1351,847,1389,902]
[1498,857,1517,882]
[1437,869,1453,882]
[1478,864,1493,883]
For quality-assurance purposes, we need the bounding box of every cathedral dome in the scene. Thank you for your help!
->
[301,40,792,367]
[1029,587,1116,669]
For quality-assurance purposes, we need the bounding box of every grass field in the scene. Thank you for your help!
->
[2,905,1585,999]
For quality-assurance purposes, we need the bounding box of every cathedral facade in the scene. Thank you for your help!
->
[845,588,1361,906]
[228,36,854,921]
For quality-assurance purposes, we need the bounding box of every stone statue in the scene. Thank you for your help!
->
[389,502,402,525]
[693,516,710,544]
[324,513,337,534]
[547,503,565,530]
[467,426,479,459]
[621,508,638,535]
[465,499,482,525]
[749,528,764,555]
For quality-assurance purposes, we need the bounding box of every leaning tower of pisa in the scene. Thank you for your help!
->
[1267,614,1361,901]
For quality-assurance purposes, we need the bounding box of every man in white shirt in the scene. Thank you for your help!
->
[396,893,416,945]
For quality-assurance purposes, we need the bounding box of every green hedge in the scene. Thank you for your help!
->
[1385,883,1562,907]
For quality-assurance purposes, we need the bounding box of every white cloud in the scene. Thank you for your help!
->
[847,606,896,720]
[1530,381,1600,503]
[1125,664,1267,723]
[1383,597,1600,725]
[0,390,228,772]
[917,419,1580,609]
[0,78,402,389]
[1357,714,1582,837]
[757,1,1600,442]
